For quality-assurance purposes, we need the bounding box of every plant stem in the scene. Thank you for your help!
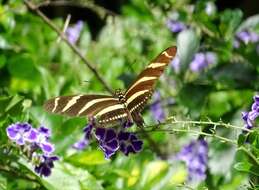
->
[141,128,237,145]
[23,0,113,94]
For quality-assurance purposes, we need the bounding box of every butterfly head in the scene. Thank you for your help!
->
[114,89,126,103]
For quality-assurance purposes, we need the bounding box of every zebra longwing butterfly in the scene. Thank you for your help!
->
[44,46,177,126]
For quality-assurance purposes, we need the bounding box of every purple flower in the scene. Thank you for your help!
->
[242,95,259,130]
[73,122,94,150]
[26,128,38,143]
[35,155,59,177]
[73,139,88,150]
[122,120,134,128]
[166,20,186,33]
[83,122,93,139]
[189,52,217,72]
[151,91,165,122]
[236,31,251,44]
[170,55,180,73]
[177,139,208,182]
[242,112,253,130]
[66,20,84,44]
[38,126,51,138]
[73,118,143,158]
[95,128,119,159]
[249,95,259,121]
[6,123,33,145]
[6,123,58,177]
[36,126,54,155]
[236,30,259,45]
[249,32,259,43]
[118,131,143,156]
[6,123,55,154]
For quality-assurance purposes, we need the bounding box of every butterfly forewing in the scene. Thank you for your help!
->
[125,46,177,113]
[44,95,126,120]
[43,46,177,126]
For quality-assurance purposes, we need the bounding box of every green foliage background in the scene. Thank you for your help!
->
[1,0,259,189]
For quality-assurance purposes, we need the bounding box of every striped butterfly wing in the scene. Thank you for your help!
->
[125,46,177,114]
[44,95,128,124]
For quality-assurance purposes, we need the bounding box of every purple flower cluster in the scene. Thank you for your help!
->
[234,30,259,48]
[166,19,187,34]
[150,91,165,122]
[66,20,84,44]
[170,55,181,73]
[242,95,259,130]
[176,139,208,182]
[73,120,143,159]
[189,52,217,72]
[6,123,58,177]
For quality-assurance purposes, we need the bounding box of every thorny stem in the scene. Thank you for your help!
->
[137,118,249,145]
[143,128,237,145]
[147,117,250,132]
[24,0,113,94]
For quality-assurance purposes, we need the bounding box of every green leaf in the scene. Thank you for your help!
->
[139,160,171,189]
[0,175,7,190]
[5,95,24,113]
[220,9,243,39]
[0,95,24,117]
[234,162,259,177]
[247,131,257,144]
[20,159,104,190]
[0,96,12,115]
[52,117,86,153]
[237,14,259,32]
[237,134,246,146]
[66,150,109,166]
[41,162,104,190]
[177,29,200,72]
[0,54,6,69]
[178,84,212,118]
[7,53,40,81]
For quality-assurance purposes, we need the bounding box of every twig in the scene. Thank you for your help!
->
[147,118,250,132]
[24,0,113,94]
[36,0,118,18]
[57,14,71,43]
[139,128,237,145]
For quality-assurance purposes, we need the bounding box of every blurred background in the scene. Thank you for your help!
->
[1,0,259,189]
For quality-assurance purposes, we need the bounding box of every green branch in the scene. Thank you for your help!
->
[146,117,249,132]
[138,117,249,145]
[142,128,237,145]
[23,0,113,94]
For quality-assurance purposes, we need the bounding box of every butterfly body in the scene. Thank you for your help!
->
[44,46,177,126]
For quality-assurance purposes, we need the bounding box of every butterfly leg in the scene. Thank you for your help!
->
[125,109,134,124]
[131,112,144,127]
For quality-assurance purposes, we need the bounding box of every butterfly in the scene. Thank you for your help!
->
[44,46,177,126]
